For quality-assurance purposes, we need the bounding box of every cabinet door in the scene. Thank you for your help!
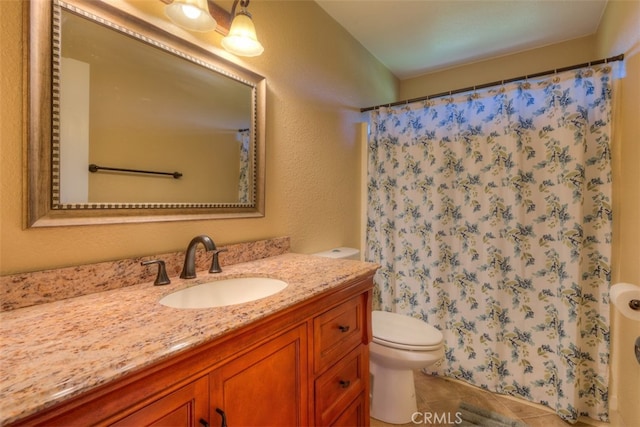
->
[210,325,308,427]
[111,376,209,427]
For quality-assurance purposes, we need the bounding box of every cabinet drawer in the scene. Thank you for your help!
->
[313,295,364,374]
[331,392,368,427]
[314,346,366,426]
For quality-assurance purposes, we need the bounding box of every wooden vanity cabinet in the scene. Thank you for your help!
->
[14,276,372,427]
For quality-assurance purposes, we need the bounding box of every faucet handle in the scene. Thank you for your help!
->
[141,260,171,286]
[209,248,229,274]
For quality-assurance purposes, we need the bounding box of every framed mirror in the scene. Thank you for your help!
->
[26,0,266,227]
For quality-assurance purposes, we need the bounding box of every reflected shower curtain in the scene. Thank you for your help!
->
[366,64,617,422]
[237,130,251,203]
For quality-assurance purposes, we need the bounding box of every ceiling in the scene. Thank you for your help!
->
[315,0,609,80]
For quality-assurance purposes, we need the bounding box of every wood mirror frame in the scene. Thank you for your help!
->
[25,0,266,227]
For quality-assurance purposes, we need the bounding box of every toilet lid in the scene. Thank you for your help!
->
[372,310,443,351]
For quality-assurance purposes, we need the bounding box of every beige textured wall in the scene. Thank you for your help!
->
[0,0,397,275]
[399,35,597,100]
[88,131,240,203]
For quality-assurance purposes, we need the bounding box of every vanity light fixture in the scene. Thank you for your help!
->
[165,0,217,32]
[222,0,264,57]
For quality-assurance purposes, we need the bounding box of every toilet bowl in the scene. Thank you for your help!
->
[311,248,444,424]
[370,310,444,424]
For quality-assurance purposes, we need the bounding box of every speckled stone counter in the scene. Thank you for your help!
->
[0,252,378,425]
[1,237,291,311]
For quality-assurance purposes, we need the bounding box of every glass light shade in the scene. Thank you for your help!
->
[165,0,217,32]
[222,12,264,57]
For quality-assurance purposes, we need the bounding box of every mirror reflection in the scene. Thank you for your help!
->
[57,8,253,206]
[28,0,266,227]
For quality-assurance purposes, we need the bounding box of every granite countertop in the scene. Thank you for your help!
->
[0,253,378,425]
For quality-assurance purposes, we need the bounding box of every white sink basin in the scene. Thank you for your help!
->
[159,277,288,309]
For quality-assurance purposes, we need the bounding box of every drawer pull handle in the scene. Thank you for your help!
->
[199,419,210,427]
[338,325,350,333]
[215,408,228,427]
[339,379,351,388]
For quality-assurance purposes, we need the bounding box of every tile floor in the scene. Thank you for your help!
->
[370,370,605,427]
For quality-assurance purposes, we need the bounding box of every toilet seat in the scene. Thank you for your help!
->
[372,310,443,351]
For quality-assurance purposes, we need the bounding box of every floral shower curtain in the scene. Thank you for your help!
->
[366,64,618,422]
[237,129,251,203]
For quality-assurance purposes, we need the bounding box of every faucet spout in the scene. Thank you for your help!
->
[180,235,215,279]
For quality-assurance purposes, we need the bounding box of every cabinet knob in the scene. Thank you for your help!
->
[216,408,228,427]
[338,325,350,333]
[339,379,351,388]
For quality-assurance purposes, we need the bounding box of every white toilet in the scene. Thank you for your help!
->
[312,248,445,425]
[370,310,444,424]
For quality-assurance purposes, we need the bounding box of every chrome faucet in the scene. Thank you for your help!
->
[180,235,215,279]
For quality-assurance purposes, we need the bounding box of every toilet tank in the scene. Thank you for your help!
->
[312,247,360,260]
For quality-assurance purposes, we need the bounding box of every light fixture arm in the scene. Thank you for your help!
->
[231,0,250,17]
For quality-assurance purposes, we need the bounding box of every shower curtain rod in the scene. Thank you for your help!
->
[360,53,624,113]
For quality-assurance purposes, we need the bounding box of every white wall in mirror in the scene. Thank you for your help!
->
[60,57,90,203]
